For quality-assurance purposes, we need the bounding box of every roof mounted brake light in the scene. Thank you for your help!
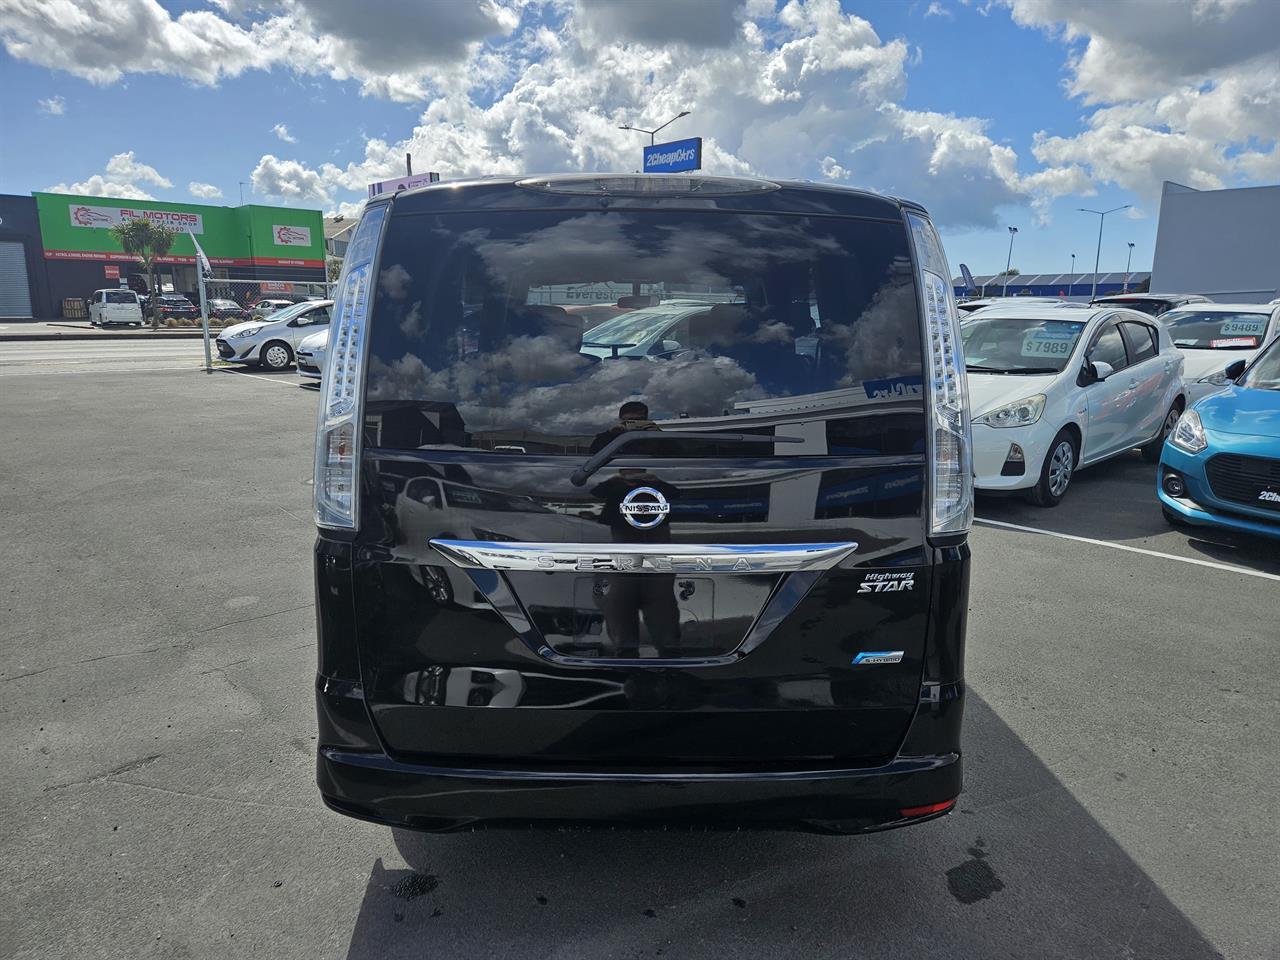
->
[514,174,779,197]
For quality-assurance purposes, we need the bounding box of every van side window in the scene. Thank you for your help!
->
[1119,321,1157,363]
[1087,322,1128,371]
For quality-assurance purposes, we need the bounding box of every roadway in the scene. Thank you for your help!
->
[1,340,1275,960]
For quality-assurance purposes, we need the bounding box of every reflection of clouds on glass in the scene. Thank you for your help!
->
[749,320,794,343]
[827,272,922,385]
[369,349,762,435]
[457,213,844,292]
[379,263,412,300]
[399,300,425,338]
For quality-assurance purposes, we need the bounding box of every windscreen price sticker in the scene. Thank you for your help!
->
[1021,328,1077,358]
[1220,317,1265,336]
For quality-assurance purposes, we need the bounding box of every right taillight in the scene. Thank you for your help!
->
[314,203,388,530]
[906,211,973,540]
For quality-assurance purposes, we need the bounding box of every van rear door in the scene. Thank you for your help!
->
[348,194,933,767]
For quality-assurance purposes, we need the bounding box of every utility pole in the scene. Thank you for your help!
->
[1003,226,1018,298]
[1124,241,1135,292]
[1070,253,1075,297]
[619,110,691,146]
[406,153,413,176]
[1078,205,1130,300]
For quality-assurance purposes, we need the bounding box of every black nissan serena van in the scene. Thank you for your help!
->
[313,174,973,834]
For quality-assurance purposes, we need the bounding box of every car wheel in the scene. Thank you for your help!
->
[259,340,293,371]
[1142,401,1183,462]
[1027,429,1077,507]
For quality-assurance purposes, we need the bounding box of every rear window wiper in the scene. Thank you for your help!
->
[570,431,803,486]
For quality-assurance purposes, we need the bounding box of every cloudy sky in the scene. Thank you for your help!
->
[2,0,1277,277]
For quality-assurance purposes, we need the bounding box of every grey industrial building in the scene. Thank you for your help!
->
[1151,181,1279,301]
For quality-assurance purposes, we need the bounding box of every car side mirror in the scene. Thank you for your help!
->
[660,339,681,353]
[1087,360,1115,382]
[1224,359,1247,381]
[286,318,300,327]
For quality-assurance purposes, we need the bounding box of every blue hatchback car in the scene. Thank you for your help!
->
[1159,339,1280,540]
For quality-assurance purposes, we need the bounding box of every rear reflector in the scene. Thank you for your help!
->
[900,799,956,818]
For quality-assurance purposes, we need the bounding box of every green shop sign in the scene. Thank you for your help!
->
[34,192,325,268]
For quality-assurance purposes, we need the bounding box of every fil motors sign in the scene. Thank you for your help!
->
[68,204,204,234]
[643,137,702,174]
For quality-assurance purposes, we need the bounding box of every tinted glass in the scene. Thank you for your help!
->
[365,209,923,456]
[1119,321,1157,362]
[1240,339,1280,390]
[1163,310,1270,349]
[961,316,1085,373]
[1088,323,1128,370]
[105,291,135,304]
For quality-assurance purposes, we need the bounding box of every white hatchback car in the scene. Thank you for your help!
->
[1159,302,1280,403]
[295,327,328,380]
[216,299,333,370]
[88,288,144,326]
[963,305,1185,505]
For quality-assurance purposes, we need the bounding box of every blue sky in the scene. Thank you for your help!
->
[2,0,1277,279]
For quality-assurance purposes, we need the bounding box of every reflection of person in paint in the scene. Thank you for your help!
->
[590,459,681,658]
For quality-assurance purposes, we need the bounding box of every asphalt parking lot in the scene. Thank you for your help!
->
[2,340,1277,960]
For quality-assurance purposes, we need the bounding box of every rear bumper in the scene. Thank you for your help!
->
[316,682,963,835]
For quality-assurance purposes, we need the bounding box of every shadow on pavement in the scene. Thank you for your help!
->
[976,450,1280,575]
[341,693,1224,960]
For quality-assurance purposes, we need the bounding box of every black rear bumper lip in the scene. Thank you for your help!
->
[317,746,961,835]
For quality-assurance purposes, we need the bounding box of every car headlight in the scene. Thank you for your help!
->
[1169,408,1207,453]
[230,327,263,339]
[974,394,1046,428]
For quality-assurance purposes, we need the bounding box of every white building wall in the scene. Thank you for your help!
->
[1151,181,1280,301]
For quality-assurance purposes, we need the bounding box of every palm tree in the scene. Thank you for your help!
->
[109,219,177,329]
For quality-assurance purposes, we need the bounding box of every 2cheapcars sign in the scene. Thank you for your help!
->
[643,137,702,174]
[69,203,204,234]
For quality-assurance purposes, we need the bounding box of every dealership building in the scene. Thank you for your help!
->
[1150,181,1280,302]
[0,192,325,319]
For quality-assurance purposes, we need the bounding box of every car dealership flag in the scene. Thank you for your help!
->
[188,229,212,277]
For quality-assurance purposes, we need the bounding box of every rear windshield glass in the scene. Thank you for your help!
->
[1164,310,1269,349]
[105,291,136,304]
[364,208,924,457]
[961,317,1086,373]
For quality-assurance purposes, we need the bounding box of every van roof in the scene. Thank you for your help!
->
[384,173,922,222]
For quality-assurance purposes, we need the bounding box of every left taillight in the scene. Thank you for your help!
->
[313,203,388,530]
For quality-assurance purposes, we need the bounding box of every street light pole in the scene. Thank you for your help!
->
[1003,226,1018,298]
[1078,204,1130,301]
[1125,241,1135,292]
[1070,253,1076,297]
[619,110,691,146]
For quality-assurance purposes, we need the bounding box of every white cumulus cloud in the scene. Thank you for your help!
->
[272,123,297,143]
[189,181,223,199]
[46,151,172,200]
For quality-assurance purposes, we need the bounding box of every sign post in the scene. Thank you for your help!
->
[643,137,703,174]
[189,230,214,374]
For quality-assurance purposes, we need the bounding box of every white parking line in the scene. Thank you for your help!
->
[974,516,1280,583]
[216,368,301,387]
